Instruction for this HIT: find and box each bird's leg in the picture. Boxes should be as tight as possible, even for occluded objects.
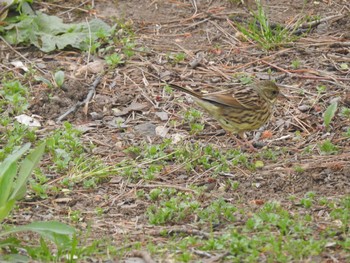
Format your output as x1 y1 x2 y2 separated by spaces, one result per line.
229 132 257 152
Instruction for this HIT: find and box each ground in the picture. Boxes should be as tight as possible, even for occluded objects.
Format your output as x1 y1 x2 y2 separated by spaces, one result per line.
1 0 350 262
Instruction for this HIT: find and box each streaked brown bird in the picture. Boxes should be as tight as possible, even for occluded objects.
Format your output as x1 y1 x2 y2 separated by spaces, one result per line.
167 80 281 140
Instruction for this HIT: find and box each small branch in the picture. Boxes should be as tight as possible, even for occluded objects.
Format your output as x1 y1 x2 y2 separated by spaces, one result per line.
149 227 211 239
128 183 196 193
298 14 344 29
56 75 102 122
128 251 156 263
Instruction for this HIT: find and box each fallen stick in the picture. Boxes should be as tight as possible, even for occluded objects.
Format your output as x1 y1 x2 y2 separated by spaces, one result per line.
56 75 102 122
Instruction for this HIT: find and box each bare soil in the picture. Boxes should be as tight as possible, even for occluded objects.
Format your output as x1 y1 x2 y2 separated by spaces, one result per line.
2 0 350 262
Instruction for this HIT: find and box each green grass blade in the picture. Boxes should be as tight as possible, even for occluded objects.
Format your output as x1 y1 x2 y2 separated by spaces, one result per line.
0 143 30 179
10 142 46 200
0 200 15 223
324 102 338 131
0 221 75 238
0 163 17 207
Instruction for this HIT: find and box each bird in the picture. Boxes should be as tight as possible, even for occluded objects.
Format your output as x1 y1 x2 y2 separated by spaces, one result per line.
167 80 282 142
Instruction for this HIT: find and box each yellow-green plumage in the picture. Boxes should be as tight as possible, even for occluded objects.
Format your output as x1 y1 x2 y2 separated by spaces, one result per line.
168 80 280 138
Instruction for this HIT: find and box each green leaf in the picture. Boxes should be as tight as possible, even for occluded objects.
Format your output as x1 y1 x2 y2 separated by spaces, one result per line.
10 142 46 200
323 102 338 131
34 76 52 88
54 70 65 87
0 200 15 223
0 163 17 207
0 143 31 179
340 63 349 70
3 12 112 52
0 221 75 238
255 160 264 169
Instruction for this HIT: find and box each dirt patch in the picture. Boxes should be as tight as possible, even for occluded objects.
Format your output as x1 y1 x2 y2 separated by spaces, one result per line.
2 0 350 261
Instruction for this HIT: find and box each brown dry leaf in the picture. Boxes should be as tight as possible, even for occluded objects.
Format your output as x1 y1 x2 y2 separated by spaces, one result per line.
209 48 222 55
261 130 273 139
249 199 265 205
75 60 106 76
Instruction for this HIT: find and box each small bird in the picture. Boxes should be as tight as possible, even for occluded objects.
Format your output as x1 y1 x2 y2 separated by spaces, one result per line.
167 80 282 140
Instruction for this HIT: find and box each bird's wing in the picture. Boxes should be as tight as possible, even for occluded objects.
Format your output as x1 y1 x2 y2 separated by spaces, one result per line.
202 86 262 109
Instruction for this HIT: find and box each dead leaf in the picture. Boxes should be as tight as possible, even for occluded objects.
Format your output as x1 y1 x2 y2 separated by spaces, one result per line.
249 199 265 205
15 114 41 127
75 60 106 76
261 130 273 139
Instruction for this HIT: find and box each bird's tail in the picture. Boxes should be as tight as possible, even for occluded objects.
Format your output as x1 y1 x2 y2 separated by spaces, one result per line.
166 83 202 99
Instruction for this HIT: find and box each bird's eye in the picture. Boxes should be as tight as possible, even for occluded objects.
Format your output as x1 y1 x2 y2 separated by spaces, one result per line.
272 90 278 95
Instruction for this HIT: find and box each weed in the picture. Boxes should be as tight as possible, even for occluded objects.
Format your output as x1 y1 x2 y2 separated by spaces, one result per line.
318 140 338 154
0 80 28 115
149 188 162 201
227 0 243 4
340 107 350 119
198 198 237 224
302 145 313 154
258 148 279 161
105 53 125 67
69 210 82 223
184 108 203 123
46 122 84 172
136 190 145 199
122 41 136 57
167 52 186 64
147 193 200 225
294 165 305 173
316 85 327 95
323 102 338 131
235 0 304 50
189 123 205 134
0 121 37 161
291 60 301 69
300 198 313 209
344 127 350 138
238 75 253 85
54 70 65 88
330 196 350 233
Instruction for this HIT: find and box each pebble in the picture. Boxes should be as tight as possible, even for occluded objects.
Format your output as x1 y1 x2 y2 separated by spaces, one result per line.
298 105 310 112
134 123 157 137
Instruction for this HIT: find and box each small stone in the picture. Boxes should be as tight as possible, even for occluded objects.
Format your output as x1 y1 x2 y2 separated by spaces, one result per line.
155 126 169 137
210 77 222 83
90 112 103 120
134 123 156 137
298 105 310 112
155 111 168 121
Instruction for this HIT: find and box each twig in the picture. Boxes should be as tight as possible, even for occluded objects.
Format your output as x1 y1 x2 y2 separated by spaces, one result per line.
260 60 350 82
128 183 196 193
149 227 211 239
189 0 198 16
129 251 156 263
297 13 345 29
203 252 230 263
56 75 102 122
0 36 47 75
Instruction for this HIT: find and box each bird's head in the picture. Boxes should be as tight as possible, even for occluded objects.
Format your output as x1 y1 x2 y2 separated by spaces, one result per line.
256 80 282 105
